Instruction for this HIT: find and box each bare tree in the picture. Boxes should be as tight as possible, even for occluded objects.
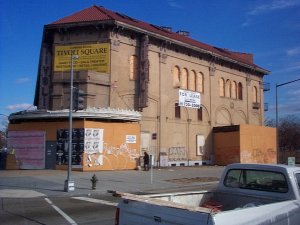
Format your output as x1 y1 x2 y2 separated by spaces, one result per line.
264 117 276 127
0 131 6 149
265 115 300 151
0 118 8 149
279 115 300 151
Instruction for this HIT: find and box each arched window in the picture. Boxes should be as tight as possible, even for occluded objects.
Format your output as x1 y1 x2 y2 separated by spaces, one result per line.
181 68 188 89
253 86 258 103
173 66 180 88
129 55 138 80
196 72 204 93
219 78 225 97
238 82 243 100
175 103 181 118
225 79 231 98
198 107 203 121
231 81 237 99
188 70 196 91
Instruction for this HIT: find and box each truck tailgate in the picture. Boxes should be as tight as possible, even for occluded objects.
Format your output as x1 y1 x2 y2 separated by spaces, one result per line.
116 193 214 225
213 200 300 225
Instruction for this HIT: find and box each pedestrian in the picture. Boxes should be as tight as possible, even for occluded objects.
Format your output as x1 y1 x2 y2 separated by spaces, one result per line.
143 152 150 171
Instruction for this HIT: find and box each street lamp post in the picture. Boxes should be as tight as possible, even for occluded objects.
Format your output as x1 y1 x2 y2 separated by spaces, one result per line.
64 54 79 192
275 78 300 164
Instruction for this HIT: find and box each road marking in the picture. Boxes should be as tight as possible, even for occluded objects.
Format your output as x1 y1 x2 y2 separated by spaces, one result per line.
72 197 118 206
45 198 78 225
0 189 45 198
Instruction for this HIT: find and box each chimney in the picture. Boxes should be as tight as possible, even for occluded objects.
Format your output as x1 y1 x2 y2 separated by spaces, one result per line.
160 26 173 32
176 30 190 37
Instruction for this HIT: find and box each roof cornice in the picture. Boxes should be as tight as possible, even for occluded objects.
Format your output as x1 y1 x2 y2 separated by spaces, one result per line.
114 21 269 75
43 5 269 75
9 108 142 122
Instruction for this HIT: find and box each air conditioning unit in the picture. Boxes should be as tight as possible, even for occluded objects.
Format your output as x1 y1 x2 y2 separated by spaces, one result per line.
252 102 260 109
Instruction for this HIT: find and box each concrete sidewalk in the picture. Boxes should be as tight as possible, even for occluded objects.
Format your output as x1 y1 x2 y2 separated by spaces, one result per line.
0 166 224 198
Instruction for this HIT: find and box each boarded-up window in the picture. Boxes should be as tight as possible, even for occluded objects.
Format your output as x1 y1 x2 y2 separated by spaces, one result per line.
196 72 204 93
181 68 188 89
231 81 237 99
189 70 196 91
198 107 203 121
175 103 181 118
219 78 225 97
129 55 138 80
238 82 243 100
253 86 258 103
225 79 231 98
196 135 205 156
173 66 180 87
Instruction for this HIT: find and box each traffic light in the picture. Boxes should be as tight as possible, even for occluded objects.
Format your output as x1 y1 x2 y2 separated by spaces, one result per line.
73 88 85 111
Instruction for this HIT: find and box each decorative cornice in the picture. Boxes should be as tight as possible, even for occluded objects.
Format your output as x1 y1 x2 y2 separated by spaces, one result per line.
9 107 141 122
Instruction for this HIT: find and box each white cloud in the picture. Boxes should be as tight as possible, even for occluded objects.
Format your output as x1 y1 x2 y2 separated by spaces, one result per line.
241 18 251 27
268 103 300 116
15 77 31 84
5 103 35 111
287 47 300 56
287 87 300 96
248 0 300 15
167 0 182 8
271 61 300 74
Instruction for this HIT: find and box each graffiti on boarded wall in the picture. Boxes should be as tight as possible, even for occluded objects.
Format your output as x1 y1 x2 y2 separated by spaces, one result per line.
85 142 139 169
168 147 187 161
241 148 276 164
57 128 139 169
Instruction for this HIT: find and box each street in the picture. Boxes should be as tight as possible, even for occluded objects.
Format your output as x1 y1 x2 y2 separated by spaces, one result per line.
1 194 117 225
0 166 224 225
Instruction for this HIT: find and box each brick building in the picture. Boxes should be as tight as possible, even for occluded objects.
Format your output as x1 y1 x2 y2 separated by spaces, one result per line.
9 5 273 169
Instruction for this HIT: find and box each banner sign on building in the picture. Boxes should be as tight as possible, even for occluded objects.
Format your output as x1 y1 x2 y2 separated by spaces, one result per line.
54 43 110 73
178 89 201 109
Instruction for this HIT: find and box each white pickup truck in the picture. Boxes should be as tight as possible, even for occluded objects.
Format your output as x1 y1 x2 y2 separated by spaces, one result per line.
113 163 300 225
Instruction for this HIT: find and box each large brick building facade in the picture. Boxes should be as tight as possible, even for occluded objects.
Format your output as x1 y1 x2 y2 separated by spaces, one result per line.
31 5 269 167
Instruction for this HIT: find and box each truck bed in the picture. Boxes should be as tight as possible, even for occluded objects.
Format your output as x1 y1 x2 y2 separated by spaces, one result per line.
135 189 281 211
115 191 300 225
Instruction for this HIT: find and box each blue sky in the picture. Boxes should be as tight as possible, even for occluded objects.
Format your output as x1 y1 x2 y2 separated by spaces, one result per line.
0 0 300 130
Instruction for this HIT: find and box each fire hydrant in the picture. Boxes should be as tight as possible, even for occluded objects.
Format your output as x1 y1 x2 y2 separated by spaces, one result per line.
91 174 98 190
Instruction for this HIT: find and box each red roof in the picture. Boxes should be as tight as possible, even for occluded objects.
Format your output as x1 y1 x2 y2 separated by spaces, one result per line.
50 5 267 73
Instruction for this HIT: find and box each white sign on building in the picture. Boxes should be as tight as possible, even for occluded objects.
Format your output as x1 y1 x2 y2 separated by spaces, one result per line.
178 89 201 109
126 135 137 143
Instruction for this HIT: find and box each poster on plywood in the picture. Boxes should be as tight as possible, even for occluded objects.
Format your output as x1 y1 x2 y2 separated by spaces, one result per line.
84 128 104 154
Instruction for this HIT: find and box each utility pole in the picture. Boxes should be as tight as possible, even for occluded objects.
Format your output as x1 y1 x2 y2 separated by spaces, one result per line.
64 54 79 192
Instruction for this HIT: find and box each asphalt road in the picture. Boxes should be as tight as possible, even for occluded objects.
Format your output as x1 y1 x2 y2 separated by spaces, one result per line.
0 166 224 224
0 183 220 225
1 194 118 225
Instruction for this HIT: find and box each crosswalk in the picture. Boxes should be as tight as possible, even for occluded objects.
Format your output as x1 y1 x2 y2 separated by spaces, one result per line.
72 196 118 206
